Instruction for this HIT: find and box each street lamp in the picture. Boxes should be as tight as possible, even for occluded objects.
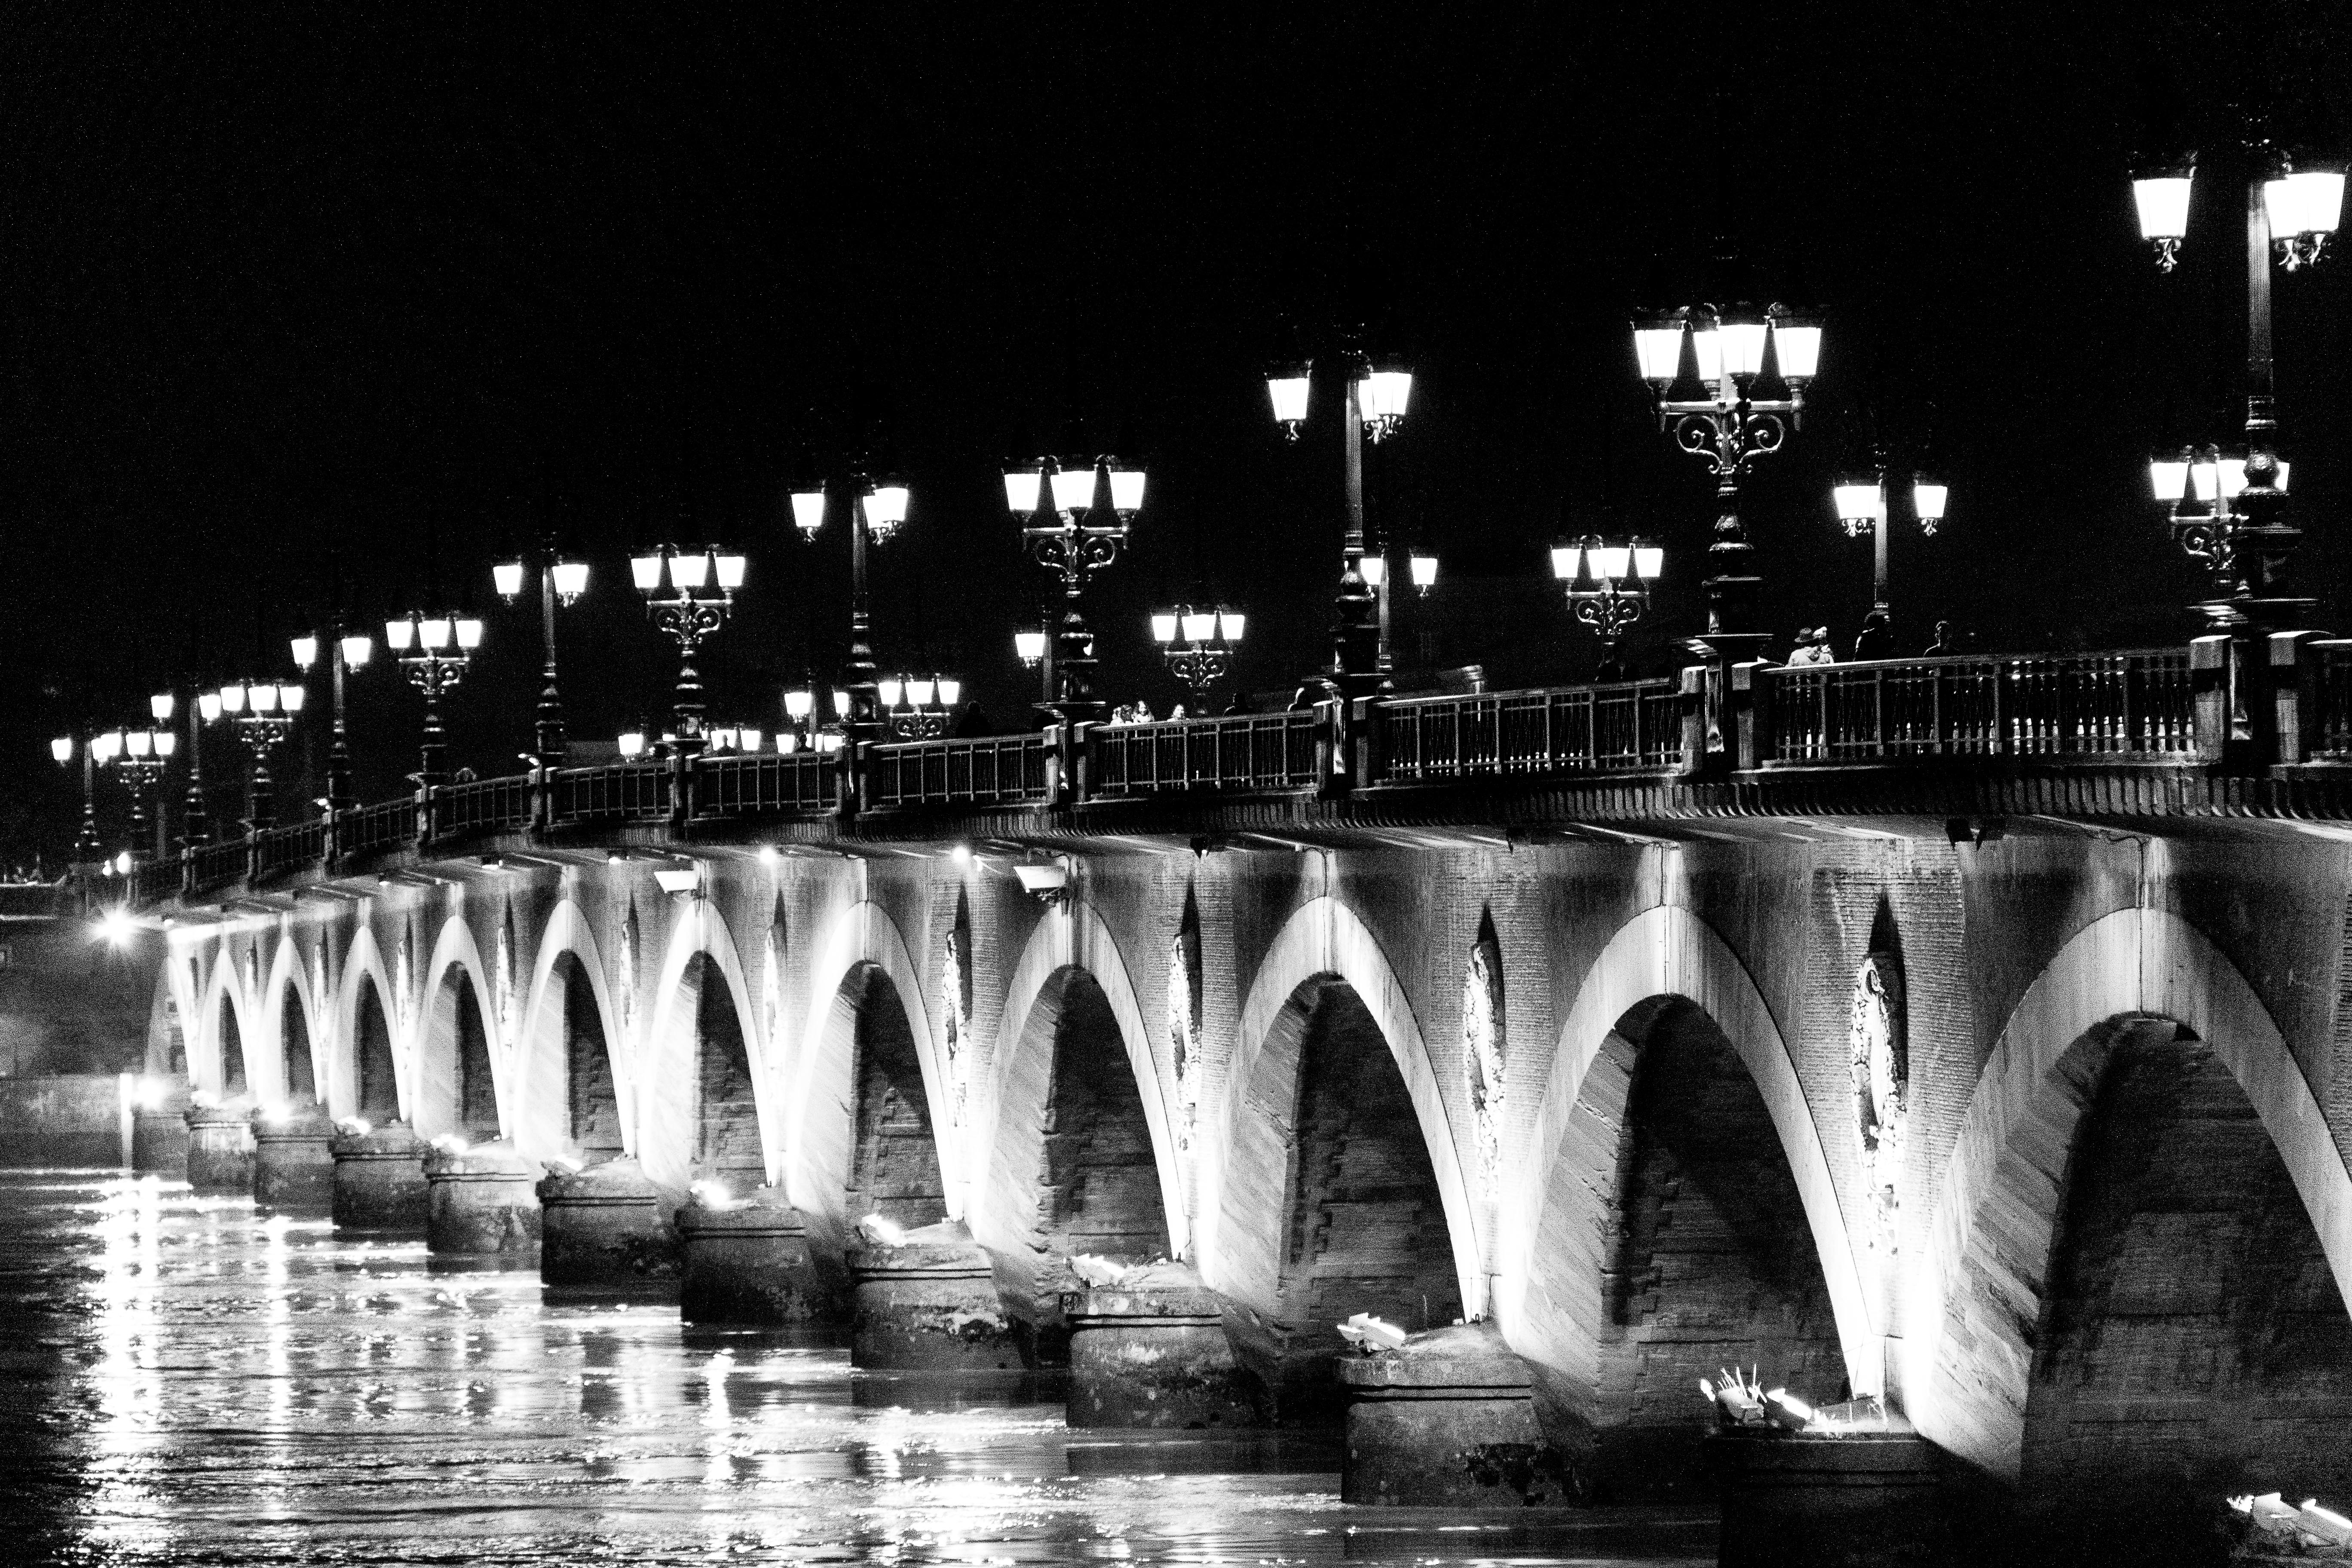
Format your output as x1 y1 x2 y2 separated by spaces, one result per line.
291 627 374 812
52 733 100 863
383 608 482 788
211 677 305 828
1266 348 1413 698
629 544 744 758
1552 538 1663 677
1007 454 1144 725
876 673 961 740
1830 465 1949 618
795 474 908 742
1632 301 1820 666
101 723 177 861
1150 605 1245 699
2129 141 2341 759
494 539 590 767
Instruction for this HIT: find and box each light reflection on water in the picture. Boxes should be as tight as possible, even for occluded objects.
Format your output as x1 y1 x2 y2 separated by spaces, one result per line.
0 1171 1712 1566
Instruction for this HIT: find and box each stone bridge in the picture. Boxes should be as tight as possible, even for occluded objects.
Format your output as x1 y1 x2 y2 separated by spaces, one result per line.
110 645 2352 1510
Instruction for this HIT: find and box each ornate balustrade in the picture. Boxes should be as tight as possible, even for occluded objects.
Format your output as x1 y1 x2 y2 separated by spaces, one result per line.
1088 710 1322 796
104 640 2352 910
1374 679 1683 784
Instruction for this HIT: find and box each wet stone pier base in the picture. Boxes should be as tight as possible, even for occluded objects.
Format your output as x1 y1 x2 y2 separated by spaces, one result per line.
536 1158 677 1295
1704 1432 1944 1568
132 1089 190 1176
1063 1265 1262 1428
251 1106 336 1214
1338 1322 1579 1507
422 1139 542 1258
183 1103 255 1196
678 1186 827 1323
846 1221 1020 1370
329 1122 429 1231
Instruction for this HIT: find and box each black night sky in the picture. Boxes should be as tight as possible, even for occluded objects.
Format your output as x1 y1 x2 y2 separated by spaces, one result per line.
5 6 2350 865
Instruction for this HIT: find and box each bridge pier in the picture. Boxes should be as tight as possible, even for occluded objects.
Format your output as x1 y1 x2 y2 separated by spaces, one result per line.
1062 1264 1262 1427
422 1139 542 1258
251 1105 335 1214
846 1222 1020 1370
678 1185 829 1323
1337 1323 1578 1508
329 1121 429 1231
132 1085 190 1176
536 1158 678 1295
1703 1431 1945 1568
183 1102 255 1197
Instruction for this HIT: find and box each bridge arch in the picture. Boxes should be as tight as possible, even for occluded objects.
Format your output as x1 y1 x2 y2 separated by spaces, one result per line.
1904 907 2352 1484
786 899 947 1250
330 923 401 1122
1197 893 1478 1407
145 953 195 1081
972 901 1182 1334
1502 903 1878 1409
414 914 501 1143
640 898 769 1193
197 943 259 1102
260 933 323 1111
509 900 627 1168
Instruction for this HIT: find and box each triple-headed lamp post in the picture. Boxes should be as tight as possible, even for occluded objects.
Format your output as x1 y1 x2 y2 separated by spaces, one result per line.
1551 538 1664 676
794 475 909 742
2132 144 2342 760
99 721 177 861
1632 303 1821 668
51 733 101 863
383 608 482 788
290 627 374 812
495 541 590 767
1005 455 1144 725
629 543 745 758
211 676 306 828
1267 351 1412 698
1150 605 1245 700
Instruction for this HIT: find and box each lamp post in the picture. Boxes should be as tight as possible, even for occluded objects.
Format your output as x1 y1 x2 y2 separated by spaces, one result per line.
876 674 961 740
1005 455 1144 726
793 475 907 742
628 543 744 758
291 627 374 812
494 538 590 767
1632 302 1821 664
1551 538 1664 678
1360 548 1438 672
383 608 481 788
1150 605 1245 700
1267 349 1412 698
212 677 305 829
1831 463 1948 618
51 733 100 864
101 723 177 861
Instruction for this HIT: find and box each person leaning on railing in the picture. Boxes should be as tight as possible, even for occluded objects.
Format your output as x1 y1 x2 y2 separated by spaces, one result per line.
1787 627 1835 666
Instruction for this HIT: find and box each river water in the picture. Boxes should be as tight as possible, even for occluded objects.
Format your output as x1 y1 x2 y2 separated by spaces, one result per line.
0 1170 1712 1566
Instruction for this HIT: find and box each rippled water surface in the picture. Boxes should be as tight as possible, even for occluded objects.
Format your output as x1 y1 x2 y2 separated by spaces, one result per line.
0 1170 1712 1565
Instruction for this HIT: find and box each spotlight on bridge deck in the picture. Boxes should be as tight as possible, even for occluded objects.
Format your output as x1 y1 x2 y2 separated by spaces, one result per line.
756 846 779 866
858 1213 907 1247
1014 861 1069 905
690 1179 734 1210
951 843 972 865
338 1117 371 1136
654 864 702 897
92 908 137 946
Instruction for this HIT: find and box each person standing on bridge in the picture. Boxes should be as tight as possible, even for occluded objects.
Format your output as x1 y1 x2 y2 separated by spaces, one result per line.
1852 610 1895 662
1788 627 1835 666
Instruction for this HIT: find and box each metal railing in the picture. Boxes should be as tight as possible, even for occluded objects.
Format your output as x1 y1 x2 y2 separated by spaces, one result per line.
548 764 670 826
867 735 1051 809
341 798 419 858
1765 650 2197 765
432 775 533 839
253 820 327 882
129 858 182 905
187 839 247 893
695 753 835 818
2309 641 2352 762
1089 710 1321 796
1375 679 1684 783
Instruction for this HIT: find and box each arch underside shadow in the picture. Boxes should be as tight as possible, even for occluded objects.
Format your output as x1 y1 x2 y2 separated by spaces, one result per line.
1909 909 2352 1488
1521 995 1847 1491
1219 974 1464 1417
978 965 1173 1348
790 962 948 1264
417 963 498 1142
